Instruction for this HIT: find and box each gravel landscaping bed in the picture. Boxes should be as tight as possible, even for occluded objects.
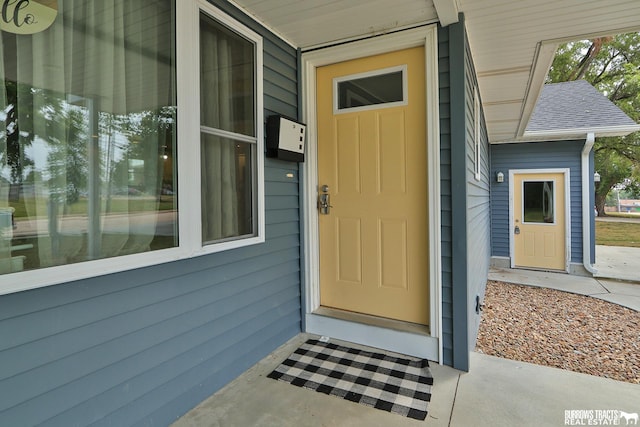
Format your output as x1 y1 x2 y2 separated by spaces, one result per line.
476 281 640 384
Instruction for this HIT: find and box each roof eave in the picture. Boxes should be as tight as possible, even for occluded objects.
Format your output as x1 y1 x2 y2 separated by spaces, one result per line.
433 0 459 27
522 125 640 141
513 42 560 140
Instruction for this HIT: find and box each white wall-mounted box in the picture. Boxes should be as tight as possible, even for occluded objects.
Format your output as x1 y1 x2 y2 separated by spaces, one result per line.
266 115 306 162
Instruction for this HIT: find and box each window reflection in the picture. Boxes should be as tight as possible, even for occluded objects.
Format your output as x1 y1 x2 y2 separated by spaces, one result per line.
523 181 554 223
337 69 404 110
0 0 177 275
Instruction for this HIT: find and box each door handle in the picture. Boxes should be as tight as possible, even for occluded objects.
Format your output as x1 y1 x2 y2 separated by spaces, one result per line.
318 185 333 215
514 225 520 235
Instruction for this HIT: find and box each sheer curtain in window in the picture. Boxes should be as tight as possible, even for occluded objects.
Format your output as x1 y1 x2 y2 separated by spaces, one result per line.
0 0 176 274
199 13 255 243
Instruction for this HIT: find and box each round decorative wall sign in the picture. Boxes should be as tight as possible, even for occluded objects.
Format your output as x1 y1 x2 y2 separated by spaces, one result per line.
0 0 58 35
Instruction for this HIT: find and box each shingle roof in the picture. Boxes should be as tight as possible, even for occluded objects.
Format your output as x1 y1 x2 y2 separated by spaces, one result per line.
525 80 640 137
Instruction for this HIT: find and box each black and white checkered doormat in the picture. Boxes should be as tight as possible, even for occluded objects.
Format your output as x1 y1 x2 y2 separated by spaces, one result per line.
267 339 433 420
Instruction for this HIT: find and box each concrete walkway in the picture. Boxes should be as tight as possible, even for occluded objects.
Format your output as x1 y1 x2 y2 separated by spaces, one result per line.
488 267 640 311
173 333 640 427
596 215 640 223
595 245 640 283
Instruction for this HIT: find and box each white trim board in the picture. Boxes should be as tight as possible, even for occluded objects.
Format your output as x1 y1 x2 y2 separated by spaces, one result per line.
300 26 442 363
508 168 572 272
523 124 640 139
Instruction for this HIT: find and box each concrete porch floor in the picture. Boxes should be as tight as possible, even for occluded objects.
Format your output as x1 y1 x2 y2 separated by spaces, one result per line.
172 333 640 427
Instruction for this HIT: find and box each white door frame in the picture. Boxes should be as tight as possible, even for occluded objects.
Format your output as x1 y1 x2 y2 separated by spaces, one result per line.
300 26 442 362
508 168 571 272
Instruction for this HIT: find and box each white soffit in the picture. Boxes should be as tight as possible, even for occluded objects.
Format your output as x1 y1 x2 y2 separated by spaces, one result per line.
229 0 439 49
460 0 640 143
231 0 640 143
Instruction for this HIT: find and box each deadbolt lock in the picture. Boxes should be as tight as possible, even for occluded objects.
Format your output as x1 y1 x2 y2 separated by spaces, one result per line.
318 184 332 215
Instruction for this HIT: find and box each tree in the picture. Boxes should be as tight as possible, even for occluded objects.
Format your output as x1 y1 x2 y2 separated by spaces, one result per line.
625 179 640 199
2 81 36 187
46 106 88 205
547 33 640 216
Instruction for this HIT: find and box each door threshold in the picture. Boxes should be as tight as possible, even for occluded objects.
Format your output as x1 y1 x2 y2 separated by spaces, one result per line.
305 309 438 360
314 307 430 336
513 266 568 274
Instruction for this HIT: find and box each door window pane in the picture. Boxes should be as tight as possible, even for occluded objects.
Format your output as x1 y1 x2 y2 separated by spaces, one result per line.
0 1 177 275
523 181 555 223
336 67 405 110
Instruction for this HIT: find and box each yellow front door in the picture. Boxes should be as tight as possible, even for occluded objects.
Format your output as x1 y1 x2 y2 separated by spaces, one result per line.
317 47 429 325
513 172 566 271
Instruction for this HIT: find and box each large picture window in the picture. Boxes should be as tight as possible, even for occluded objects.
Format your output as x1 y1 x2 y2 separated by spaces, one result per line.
0 1 177 277
0 0 265 291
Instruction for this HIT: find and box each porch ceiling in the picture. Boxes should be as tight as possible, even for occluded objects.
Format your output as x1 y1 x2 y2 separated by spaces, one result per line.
230 0 640 143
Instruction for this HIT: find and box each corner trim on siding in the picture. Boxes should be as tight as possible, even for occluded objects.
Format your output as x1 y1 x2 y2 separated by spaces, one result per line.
300 26 442 362
448 15 470 372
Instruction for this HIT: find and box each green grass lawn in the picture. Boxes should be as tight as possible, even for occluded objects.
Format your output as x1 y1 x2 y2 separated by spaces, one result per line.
596 220 640 247
10 196 175 218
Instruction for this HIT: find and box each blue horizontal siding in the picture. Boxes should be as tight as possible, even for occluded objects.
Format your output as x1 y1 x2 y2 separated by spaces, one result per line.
463 34 490 358
490 140 585 263
0 1 302 425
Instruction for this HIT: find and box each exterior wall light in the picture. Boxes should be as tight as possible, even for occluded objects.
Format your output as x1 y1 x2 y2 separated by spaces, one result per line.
594 172 601 183
496 171 504 183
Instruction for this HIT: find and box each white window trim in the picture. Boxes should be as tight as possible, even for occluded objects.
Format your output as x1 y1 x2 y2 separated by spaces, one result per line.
474 86 481 181
185 0 265 255
333 65 408 114
0 0 265 295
